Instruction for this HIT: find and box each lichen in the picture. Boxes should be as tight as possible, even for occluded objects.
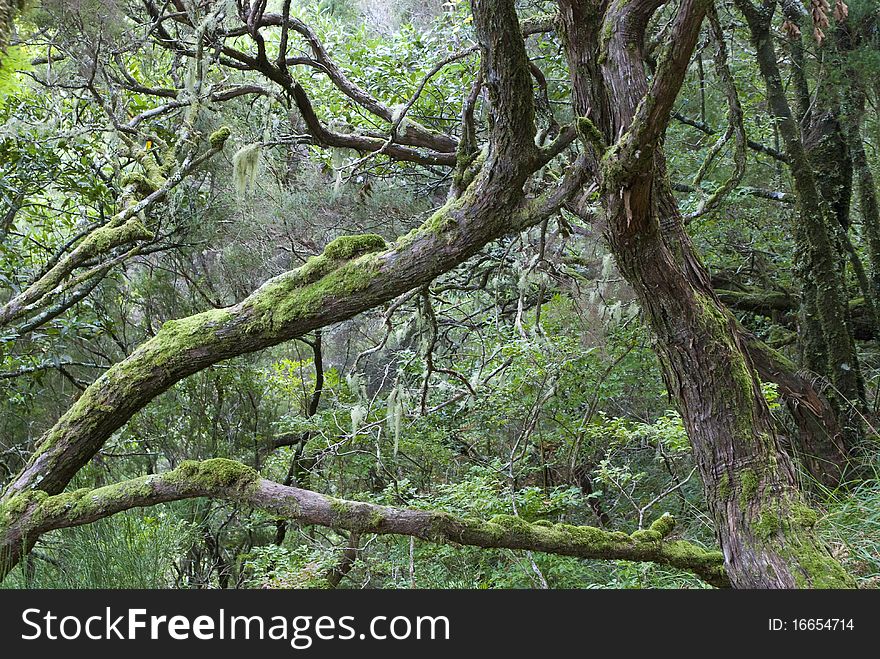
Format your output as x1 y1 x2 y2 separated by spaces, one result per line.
232 143 262 195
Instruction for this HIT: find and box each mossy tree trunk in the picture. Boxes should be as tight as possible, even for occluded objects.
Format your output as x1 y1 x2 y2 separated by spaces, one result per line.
842 61 880 312
739 0 866 451
558 0 854 587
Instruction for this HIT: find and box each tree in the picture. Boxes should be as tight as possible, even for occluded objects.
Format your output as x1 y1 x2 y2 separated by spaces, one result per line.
0 0 866 588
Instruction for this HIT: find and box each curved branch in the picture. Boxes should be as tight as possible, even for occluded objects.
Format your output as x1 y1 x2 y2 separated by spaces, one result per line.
0 459 728 587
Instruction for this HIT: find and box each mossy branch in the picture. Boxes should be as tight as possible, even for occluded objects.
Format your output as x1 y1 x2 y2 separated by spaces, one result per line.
0 129 231 329
0 459 728 587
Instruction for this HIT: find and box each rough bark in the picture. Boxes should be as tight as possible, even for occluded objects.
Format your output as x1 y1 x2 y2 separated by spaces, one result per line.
557 0 854 587
0 0 856 589
742 334 851 486
846 80 880 305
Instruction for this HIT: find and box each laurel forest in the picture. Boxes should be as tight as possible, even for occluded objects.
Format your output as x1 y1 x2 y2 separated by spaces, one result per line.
0 0 879 589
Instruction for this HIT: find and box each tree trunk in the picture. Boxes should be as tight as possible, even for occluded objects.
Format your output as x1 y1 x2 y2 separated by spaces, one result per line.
740 1 865 446
558 0 854 587
846 80 880 306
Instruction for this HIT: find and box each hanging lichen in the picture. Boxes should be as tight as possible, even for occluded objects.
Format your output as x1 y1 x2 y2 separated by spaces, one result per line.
386 381 408 457
232 143 262 196
350 404 367 436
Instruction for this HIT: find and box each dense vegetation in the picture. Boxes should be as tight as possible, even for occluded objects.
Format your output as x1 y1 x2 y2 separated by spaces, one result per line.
0 0 878 589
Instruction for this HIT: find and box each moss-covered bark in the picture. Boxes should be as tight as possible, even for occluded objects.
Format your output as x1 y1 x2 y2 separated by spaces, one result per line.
555 0 856 587
846 82 880 305
0 460 728 587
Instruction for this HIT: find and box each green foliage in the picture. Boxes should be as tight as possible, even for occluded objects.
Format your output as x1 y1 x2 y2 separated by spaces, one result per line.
0 44 28 106
1 510 194 588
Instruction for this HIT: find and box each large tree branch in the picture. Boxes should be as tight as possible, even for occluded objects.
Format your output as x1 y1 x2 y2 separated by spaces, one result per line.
0 459 728 587
0 0 579 505
472 0 540 169
603 0 711 183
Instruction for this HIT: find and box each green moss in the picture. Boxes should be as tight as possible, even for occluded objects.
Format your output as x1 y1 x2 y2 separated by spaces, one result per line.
209 126 231 149
739 468 759 507
30 307 231 463
754 510 780 540
120 171 160 197
661 540 727 582
576 116 608 153
328 498 359 524
748 494 852 587
718 473 731 501
247 252 382 332
397 193 468 249
792 544 855 589
240 233 391 332
84 219 154 258
426 511 456 543
323 234 387 260
329 498 350 514
369 509 385 528
488 514 534 539
791 503 818 528
648 513 676 537
165 458 259 493
158 308 231 339
0 490 47 529
35 488 91 520
631 529 662 543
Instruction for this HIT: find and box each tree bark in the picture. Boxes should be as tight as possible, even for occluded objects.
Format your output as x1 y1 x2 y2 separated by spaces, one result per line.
0 0 856 589
558 0 854 587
